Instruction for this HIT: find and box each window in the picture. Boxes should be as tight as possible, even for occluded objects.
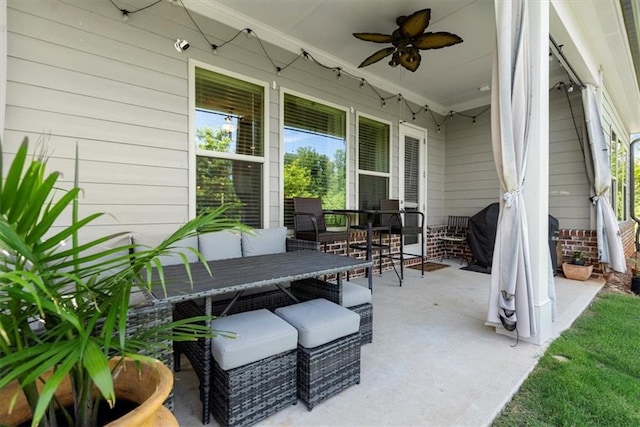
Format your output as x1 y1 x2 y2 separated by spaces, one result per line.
283 93 347 228
193 66 265 227
610 130 629 221
357 115 390 213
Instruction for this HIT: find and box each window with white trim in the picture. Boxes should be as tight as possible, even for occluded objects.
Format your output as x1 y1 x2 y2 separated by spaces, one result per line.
283 93 347 228
610 130 629 221
357 115 390 211
194 66 265 227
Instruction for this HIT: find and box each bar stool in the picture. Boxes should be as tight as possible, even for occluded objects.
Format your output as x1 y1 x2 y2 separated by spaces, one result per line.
209 309 298 427
275 298 361 410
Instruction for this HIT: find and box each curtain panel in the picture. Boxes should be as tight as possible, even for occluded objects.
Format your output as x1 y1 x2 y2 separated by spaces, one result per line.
582 85 626 273
486 0 537 338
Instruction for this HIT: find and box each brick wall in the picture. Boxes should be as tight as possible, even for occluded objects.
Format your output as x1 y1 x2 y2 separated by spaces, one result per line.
321 220 636 277
426 225 470 262
557 220 636 274
320 230 402 279
620 220 636 257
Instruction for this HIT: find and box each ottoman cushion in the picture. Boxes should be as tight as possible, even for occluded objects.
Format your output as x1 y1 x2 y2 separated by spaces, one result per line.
210 309 298 370
275 298 360 348
340 281 372 307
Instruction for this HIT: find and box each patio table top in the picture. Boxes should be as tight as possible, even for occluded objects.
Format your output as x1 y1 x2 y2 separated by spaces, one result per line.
149 250 372 303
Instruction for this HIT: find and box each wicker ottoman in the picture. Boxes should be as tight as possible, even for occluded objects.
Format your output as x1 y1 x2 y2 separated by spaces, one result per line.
341 281 373 345
275 298 361 410
290 278 373 345
209 309 298 427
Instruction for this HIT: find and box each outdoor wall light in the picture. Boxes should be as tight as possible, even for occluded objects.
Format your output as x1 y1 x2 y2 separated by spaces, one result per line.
175 39 190 52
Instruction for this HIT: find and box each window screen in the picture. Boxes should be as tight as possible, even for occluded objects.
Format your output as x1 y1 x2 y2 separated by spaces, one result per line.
358 116 390 212
283 93 347 228
194 67 264 227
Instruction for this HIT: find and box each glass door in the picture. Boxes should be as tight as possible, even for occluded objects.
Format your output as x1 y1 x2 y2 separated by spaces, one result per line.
399 123 427 251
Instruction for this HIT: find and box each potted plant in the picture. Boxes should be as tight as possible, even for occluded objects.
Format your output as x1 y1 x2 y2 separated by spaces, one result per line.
0 139 241 426
571 251 586 266
562 251 593 281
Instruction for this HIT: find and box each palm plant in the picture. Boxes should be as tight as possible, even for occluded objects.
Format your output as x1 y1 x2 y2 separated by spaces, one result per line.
0 139 243 426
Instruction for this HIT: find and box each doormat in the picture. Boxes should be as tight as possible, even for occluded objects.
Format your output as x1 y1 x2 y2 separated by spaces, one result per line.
460 264 491 274
408 262 449 272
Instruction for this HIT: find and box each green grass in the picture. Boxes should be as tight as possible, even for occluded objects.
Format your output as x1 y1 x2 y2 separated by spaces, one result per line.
493 293 640 426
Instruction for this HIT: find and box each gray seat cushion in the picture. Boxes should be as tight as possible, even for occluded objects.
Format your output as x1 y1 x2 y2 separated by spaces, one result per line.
340 281 372 307
210 309 298 370
199 230 242 261
275 298 360 348
132 234 199 266
241 227 287 257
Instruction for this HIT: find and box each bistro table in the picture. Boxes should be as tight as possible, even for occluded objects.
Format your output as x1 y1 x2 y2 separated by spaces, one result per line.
331 208 409 290
149 250 371 424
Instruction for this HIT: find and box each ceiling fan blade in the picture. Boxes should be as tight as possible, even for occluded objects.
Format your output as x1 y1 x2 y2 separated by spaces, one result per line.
399 50 421 72
413 32 463 49
399 9 431 38
353 33 394 43
358 47 396 68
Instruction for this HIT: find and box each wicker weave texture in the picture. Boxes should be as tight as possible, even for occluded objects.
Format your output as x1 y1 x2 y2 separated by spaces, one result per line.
297 332 361 410
173 290 297 423
286 238 321 252
350 303 373 345
210 350 297 427
290 278 342 305
290 279 372 345
125 301 175 410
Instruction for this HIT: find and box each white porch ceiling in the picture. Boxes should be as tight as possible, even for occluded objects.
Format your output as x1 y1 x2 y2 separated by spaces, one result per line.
183 0 640 129
185 0 496 114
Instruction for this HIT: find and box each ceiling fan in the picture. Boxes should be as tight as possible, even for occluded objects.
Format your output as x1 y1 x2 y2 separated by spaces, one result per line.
353 9 463 72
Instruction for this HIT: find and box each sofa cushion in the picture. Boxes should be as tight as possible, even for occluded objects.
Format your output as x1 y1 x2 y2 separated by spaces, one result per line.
241 227 287 257
275 298 360 348
210 309 298 370
199 230 242 261
132 234 199 266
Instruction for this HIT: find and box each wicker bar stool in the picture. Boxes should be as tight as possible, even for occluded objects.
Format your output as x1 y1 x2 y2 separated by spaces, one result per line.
275 298 361 410
209 309 298 427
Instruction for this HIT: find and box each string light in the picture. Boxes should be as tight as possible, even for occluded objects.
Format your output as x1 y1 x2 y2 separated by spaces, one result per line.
106 0 492 128
110 0 163 21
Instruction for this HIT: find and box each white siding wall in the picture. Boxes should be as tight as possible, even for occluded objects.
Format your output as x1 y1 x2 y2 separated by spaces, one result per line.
4 0 444 236
443 89 591 230
444 107 497 220
548 87 590 229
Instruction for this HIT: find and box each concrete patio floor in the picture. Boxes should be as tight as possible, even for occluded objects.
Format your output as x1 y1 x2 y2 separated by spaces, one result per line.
173 259 604 426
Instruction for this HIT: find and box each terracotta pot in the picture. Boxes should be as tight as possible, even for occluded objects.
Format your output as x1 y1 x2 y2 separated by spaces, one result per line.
562 262 593 281
0 357 177 427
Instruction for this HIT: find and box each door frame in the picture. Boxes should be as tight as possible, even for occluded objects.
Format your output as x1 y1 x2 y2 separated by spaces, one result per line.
398 122 427 252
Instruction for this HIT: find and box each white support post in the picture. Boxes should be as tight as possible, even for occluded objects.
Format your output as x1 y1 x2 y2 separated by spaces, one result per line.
523 0 553 345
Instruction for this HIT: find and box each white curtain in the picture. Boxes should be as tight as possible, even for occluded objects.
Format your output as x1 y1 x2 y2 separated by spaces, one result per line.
0 0 7 140
486 0 537 337
582 85 626 273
